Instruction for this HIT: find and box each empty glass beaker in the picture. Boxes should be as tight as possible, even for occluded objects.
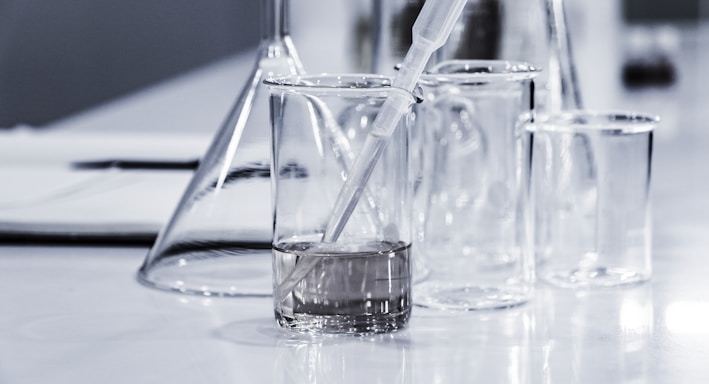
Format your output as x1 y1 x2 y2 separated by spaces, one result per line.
137 0 304 297
266 74 417 334
529 111 656 288
412 60 538 310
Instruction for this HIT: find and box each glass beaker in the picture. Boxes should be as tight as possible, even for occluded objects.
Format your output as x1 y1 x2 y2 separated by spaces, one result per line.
137 0 304 297
265 74 417 334
529 111 656 288
412 60 538 310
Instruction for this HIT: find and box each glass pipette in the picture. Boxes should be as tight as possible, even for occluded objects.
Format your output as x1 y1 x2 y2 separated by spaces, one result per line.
275 0 469 303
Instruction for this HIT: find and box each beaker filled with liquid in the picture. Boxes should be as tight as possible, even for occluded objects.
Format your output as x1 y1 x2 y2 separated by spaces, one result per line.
266 74 418 334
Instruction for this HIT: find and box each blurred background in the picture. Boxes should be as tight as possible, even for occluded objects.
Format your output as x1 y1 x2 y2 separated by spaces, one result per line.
0 0 705 128
0 0 260 127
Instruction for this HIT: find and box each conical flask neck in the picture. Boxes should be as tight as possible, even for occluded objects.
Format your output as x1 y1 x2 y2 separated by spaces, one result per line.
257 0 303 72
261 0 291 42
255 37 299 67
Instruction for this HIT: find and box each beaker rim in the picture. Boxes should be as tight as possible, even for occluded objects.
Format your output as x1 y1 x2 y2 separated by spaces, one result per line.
265 73 391 87
530 110 660 134
264 73 422 102
420 60 541 84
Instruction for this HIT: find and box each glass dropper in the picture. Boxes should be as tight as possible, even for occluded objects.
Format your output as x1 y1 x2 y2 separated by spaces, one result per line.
274 0 469 303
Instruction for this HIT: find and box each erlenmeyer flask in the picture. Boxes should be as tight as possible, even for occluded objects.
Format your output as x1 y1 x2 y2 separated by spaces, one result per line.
137 0 304 297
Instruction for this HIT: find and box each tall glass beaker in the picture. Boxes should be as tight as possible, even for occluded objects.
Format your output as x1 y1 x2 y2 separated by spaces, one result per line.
137 0 304 297
266 74 417 334
413 60 538 310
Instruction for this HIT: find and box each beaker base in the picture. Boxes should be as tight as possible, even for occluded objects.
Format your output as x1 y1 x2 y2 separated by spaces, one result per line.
274 310 410 335
414 283 530 311
539 266 650 289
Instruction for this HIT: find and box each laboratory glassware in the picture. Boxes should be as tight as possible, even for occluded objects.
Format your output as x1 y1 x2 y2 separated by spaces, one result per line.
271 0 467 305
267 74 417 334
529 111 656 288
414 60 538 310
137 0 304 296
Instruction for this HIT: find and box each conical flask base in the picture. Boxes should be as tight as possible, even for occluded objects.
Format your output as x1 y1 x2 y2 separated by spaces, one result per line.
136 153 276 296
135 80 279 296
137 244 272 297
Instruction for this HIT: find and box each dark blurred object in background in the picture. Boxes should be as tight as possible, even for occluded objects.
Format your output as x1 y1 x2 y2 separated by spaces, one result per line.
0 0 259 127
621 26 679 89
624 0 700 23
621 0 698 89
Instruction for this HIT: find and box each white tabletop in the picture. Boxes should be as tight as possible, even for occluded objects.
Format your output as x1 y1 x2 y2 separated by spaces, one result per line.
0 219 707 383
2 15 709 384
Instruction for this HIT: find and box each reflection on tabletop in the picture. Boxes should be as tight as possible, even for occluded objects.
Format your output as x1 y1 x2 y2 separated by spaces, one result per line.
4 243 707 383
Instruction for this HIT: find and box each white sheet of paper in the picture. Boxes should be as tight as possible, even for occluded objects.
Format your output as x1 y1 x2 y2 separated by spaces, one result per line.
0 129 211 241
